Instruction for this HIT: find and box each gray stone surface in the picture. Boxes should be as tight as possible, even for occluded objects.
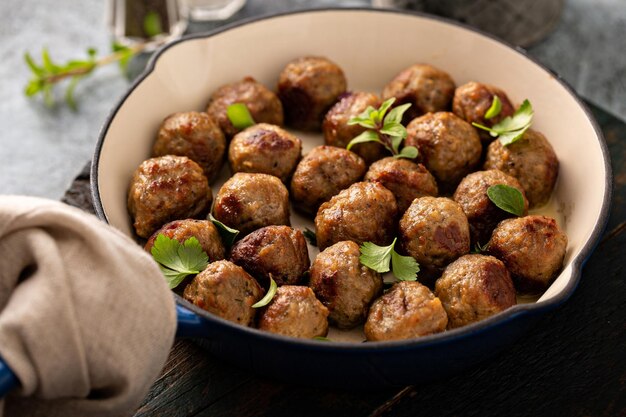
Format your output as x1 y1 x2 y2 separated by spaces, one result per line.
0 0 623 199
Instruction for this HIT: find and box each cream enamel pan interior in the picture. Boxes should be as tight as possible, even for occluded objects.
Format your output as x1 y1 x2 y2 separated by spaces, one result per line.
93 9 611 337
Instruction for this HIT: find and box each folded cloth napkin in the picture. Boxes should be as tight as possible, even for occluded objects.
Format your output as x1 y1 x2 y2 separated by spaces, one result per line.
0 196 176 417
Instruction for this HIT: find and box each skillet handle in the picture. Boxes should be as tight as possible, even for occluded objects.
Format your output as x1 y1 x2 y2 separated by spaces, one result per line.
0 356 19 397
176 303 213 338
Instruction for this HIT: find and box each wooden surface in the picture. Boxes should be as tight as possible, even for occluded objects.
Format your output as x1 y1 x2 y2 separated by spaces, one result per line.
63 102 625 417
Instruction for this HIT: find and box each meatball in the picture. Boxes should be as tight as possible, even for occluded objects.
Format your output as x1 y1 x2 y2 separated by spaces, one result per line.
290 145 366 214
452 81 515 143
487 215 567 294
435 254 516 328
365 157 439 214
183 260 263 326
206 76 283 139
315 182 397 250
399 197 470 279
145 219 225 262
277 56 347 131
257 286 329 338
406 112 482 192
228 123 302 182
453 169 529 245
213 173 290 236
484 129 559 208
229 226 310 288
309 241 383 329
382 63 455 123
364 281 448 341
128 155 212 238
152 111 226 182
322 92 387 164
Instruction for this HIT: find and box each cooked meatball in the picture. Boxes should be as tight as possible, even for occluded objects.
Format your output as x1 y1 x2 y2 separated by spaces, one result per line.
365 157 438 214
453 169 529 245
364 281 448 341
277 56 347 131
406 112 482 192
144 219 225 262
434 254 516 329
484 129 558 208
152 111 226 182
290 145 366 214
399 197 470 279
322 92 387 164
382 63 456 123
183 260 263 326
229 226 310 288
228 123 302 182
257 286 329 338
213 173 290 236
487 215 567 294
128 155 212 238
206 76 283 139
315 182 397 250
309 241 383 329
452 81 515 143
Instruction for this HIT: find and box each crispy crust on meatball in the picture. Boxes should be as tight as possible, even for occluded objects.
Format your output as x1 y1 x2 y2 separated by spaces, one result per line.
434 254 516 329
309 241 383 329
364 281 448 341
145 219 225 262
257 286 329 338
128 155 212 238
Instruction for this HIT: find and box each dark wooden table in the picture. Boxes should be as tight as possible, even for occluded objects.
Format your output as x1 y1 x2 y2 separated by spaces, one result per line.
63 102 625 417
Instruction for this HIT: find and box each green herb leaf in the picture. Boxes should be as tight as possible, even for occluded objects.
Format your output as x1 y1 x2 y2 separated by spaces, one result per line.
384 102 411 125
150 234 209 289
380 121 406 138
393 146 418 160
303 228 317 246
376 98 395 123
359 239 396 273
391 250 419 281
208 213 239 247
487 184 525 216
41 48 58 73
472 241 488 254
473 99 533 146
484 95 502 119
143 11 163 37
313 336 331 342
252 276 278 308
24 52 44 76
227 103 255 130
65 76 82 111
346 130 380 150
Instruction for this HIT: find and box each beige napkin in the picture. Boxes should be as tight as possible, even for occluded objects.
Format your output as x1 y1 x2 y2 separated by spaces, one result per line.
0 196 177 417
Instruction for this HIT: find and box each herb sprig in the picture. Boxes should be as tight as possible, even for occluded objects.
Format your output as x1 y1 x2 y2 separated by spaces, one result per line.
227 103 255 130
473 99 534 146
347 98 418 159
252 276 278 308
487 184 525 216
150 234 209 289
208 213 239 248
359 238 419 281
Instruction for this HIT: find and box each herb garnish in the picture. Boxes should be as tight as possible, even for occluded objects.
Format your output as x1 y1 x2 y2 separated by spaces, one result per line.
347 98 418 159
313 336 331 342
208 213 239 248
473 99 534 146
487 184 525 216
150 234 209 289
359 238 419 281
252 276 278 308
303 228 317 246
484 95 502 120
471 241 488 254
226 103 255 130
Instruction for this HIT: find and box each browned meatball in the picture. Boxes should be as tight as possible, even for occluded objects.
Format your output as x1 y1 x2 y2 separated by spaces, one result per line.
365 157 439 214
183 260 263 326
434 254 516 329
213 173 290 236
128 155 212 238
364 281 448 341
452 81 515 144
487 215 567 294
382 64 456 123
257 286 329 338
229 226 310 288
152 111 226 182
322 92 387 164
145 219 225 262
309 241 383 329
399 197 470 279
453 169 529 245
484 129 559 208
290 145 366 214
277 56 347 131
206 76 283 139
406 112 482 192
228 123 302 182
315 182 397 250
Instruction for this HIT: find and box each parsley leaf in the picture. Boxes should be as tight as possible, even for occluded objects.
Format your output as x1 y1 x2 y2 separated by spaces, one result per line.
151 234 209 289
390 250 419 281
227 103 255 130
487 184 525 216
303 228 317 246
359 238 420 281
473 99 534 146
484 95 502 119
208 213 239 248
252 275 278 308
